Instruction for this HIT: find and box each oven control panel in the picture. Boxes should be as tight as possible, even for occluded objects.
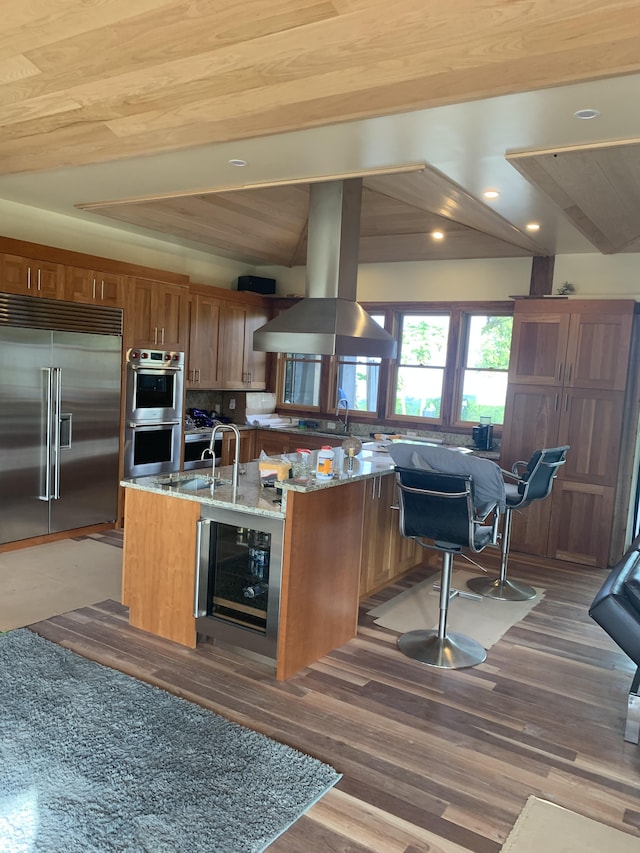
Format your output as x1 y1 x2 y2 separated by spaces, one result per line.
126 348 184 367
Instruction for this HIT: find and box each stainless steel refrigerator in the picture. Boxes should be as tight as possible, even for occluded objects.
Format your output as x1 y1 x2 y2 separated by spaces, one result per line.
0 294 122 545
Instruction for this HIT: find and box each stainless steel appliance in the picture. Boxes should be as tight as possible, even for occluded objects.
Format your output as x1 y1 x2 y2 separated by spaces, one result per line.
124 347 184 477
195 506 284 660
125 347 184 422
0 293 122 546
184 432 222 470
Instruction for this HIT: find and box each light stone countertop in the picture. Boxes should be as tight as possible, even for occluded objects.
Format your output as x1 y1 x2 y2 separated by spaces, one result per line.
121 451 395 519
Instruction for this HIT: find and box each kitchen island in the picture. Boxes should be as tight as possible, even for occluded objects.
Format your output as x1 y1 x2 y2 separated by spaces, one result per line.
121 450 414 680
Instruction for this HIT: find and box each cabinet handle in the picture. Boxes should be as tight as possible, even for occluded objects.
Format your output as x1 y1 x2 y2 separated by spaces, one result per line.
378 477 382 499
564 394 569 412
371 478 376 500
195 369 200 383
37 269 42 291
27 267 32 290
557 363 563 382
92 278 96 299
153 327 158 345
160 327 165 345
567 363 572 382
100 280 105 300
554 393 559 411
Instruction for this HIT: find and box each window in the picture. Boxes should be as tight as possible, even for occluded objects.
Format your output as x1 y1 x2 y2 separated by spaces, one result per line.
335 314 385 415
458 315 513 425
394 314 450 420
282 353 322 408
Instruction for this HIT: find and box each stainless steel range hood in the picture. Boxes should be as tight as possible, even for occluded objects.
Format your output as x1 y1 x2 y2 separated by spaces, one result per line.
253 178 397 358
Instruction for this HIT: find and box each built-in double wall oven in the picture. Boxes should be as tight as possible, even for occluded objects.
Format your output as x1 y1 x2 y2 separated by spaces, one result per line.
124 347 184 478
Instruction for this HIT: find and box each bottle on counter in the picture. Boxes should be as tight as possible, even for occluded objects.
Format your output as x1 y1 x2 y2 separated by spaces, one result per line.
316 445 335 480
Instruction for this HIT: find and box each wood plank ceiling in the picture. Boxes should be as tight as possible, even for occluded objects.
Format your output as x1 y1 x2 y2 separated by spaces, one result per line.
3 2 640 263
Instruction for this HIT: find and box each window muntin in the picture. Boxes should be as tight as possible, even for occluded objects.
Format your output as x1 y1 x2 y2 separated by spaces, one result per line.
458 315 513 425
394 314 450 420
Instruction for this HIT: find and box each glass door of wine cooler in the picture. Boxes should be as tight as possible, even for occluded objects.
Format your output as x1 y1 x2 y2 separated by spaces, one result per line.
194 506 284 659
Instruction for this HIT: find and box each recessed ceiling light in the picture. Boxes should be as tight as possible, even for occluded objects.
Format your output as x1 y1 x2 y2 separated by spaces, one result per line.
526 222 541 232
574 108 600 120
431 230 444 240
228 158 248 167
483 189 500 199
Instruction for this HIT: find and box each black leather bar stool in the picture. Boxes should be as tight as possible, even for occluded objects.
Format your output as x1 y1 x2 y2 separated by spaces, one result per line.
467 446 569 601
394 466 500 669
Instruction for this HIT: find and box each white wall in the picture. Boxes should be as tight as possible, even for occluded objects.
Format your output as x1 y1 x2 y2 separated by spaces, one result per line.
2 197 639 299
0 199 253 288
259 253 640 301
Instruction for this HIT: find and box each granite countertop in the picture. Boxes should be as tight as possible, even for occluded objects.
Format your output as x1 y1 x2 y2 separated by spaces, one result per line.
121 451 395 518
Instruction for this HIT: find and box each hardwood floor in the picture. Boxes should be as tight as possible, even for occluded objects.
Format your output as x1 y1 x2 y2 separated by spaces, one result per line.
28 547 640 852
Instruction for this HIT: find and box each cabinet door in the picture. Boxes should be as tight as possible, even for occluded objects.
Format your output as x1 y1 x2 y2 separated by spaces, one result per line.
244 305 269 389
254 430 291 457
220 431 256 466
2 254 63 299
564 311 633 391
508 312 570 385
219 303 248 388
499 384 561 471
359 474 419 597
558 388 625 486
547 481 615 567
127 278 188 349
187 294 221 388
65 267 124 306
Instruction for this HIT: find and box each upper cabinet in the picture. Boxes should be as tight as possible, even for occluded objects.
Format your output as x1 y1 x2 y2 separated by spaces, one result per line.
186 290 222 388
64 266 125 307
218 301 269 390
1 253 63 299
508 301 634 391
126 277 189 350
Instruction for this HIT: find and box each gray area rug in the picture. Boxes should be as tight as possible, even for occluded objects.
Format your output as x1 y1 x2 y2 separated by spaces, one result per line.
0 629 341 852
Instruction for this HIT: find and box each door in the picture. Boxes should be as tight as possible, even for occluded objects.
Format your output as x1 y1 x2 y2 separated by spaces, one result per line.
0 328 51 544
49 332 122 533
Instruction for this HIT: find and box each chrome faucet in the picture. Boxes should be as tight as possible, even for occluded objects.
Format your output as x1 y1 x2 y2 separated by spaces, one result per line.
201 423 241 494
336 397 349 432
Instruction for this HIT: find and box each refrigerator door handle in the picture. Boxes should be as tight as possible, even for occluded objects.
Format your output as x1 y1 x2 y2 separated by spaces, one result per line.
59 413 73 450
51 367 62 500
40 367 54 501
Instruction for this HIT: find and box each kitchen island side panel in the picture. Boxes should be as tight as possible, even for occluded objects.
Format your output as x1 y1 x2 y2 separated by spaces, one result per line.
277 479 365 681
122 488 200 648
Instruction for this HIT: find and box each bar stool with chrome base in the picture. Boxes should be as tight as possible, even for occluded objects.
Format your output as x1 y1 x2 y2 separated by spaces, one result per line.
467 446 569 601
394 466 501 669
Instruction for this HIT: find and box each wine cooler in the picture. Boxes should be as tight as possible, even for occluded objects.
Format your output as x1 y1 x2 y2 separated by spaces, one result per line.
194 505 284 660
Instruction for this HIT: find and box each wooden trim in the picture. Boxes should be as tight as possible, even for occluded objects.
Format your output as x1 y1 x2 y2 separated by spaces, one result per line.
0 523 116 554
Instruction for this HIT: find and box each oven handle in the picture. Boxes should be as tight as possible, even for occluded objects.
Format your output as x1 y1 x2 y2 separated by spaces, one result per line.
128 364 182 373
127 420 181 428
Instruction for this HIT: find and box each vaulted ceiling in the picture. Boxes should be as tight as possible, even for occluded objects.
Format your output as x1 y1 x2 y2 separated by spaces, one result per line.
2 2 640 266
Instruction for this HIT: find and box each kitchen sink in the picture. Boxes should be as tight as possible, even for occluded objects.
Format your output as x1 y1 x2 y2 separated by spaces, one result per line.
154 474 233 491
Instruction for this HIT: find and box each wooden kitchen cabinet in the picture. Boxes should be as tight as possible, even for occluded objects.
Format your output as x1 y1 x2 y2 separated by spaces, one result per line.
218 301 269 389
220 430 255 466
1 253 63 299
126 276 189 349
501 299 636 567
253 429 344 458
186 291 222 388
359 472 421 597
64 266 124 307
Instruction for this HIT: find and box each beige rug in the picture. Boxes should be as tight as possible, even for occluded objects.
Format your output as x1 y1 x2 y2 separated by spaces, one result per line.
0 538 122 631
368 567 544 648
501 796 639 852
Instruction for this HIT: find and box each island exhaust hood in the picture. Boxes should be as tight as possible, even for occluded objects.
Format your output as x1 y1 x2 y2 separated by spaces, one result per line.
253 178 397 359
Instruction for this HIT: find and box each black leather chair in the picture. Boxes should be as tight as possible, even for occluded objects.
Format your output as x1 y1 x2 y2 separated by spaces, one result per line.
394 466 500 669
589 537 640 744
467 446 569 601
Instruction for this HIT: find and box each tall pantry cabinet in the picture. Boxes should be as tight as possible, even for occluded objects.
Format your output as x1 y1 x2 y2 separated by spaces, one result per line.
500 299 637 568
